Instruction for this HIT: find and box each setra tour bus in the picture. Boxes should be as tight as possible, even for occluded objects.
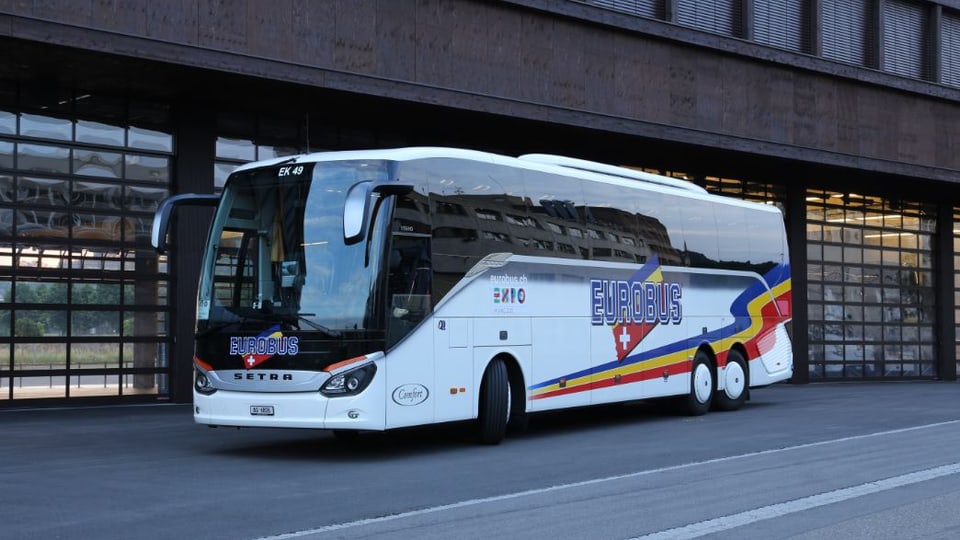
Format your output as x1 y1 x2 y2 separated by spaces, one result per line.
152 147 793 444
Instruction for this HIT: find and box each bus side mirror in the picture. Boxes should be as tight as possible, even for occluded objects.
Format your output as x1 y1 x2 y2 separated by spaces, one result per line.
344 182 415 246
344 182 372 245
151 193 220 254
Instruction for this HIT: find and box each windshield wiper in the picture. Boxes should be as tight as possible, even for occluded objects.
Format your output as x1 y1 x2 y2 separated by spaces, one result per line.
197 307 252 337
280 312 343 338
197 320 245 338
201 306 342 339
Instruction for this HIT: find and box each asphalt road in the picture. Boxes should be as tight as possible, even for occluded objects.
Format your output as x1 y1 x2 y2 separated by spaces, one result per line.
3 381 959 540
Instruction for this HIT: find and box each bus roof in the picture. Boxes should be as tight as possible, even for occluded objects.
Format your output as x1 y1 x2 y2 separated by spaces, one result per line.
232 147 782 215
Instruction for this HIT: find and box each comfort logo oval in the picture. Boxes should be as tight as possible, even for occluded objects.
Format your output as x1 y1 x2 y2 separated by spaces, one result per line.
391 384 429 406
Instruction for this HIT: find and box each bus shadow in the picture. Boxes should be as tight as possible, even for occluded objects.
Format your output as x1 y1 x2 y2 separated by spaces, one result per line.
203 422 490 461
206 381 793 460
202 398 711 461
520 399 680 437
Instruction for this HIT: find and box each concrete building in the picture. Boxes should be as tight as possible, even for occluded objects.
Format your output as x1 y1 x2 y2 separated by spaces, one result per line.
0 0 957 406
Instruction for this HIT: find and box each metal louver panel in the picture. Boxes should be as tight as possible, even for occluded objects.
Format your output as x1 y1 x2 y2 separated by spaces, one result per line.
677 0 741 37
585 0 660 19
822 0 873 66
943 11 960 87
884 0 926 79
754 0 805 53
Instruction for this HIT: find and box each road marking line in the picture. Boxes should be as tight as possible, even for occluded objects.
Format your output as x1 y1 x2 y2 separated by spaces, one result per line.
631 462 960 540
253 419 960 540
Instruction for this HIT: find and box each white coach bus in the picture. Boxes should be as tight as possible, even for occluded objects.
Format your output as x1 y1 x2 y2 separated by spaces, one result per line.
153 147 793 444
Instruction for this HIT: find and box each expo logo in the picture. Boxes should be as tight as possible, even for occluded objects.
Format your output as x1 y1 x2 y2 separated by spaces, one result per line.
493 287 526 304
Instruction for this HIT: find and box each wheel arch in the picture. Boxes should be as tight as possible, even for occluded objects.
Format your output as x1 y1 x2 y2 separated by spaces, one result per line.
696 341 718 371
499 353 527 409
476 351 528 437
475 350 527 411
729 341 750 365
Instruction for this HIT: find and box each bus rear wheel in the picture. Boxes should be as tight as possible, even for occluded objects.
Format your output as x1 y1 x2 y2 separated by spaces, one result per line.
477 358 508 445
714 349 748 411
682 350 714 416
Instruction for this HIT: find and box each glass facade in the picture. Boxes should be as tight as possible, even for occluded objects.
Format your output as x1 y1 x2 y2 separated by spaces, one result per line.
806 190 937 380
702 175 787 210
696 177 942 381
0 73 954 406
0 84 172 401
214 112 305 191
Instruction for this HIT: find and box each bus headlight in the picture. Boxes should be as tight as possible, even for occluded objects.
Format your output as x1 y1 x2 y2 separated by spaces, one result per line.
321 363 376 397
194 370 217 395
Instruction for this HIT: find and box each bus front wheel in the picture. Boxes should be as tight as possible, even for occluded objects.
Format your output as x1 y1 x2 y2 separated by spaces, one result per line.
506 371 529 435
477 358 508 445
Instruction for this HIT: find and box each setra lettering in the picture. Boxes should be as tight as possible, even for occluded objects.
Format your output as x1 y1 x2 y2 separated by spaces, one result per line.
233 373 294 381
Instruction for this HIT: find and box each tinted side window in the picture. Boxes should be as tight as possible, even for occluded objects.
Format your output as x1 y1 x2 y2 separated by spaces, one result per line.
715 203 749 267
681 198 720 267
631 189 688 266
748 209 785 275
581 180 646 263
401 158 529 299
523 169 585 260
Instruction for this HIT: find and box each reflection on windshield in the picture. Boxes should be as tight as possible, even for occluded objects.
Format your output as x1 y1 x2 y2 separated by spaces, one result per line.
202 160 388 331
299 176 374 328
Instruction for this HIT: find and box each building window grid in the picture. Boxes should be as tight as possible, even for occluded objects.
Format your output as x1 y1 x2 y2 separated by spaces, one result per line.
577 0 960 89
821 0 876 68
883 0 928 80
700 176 789 238
754 0 807 52
943 10 960 87
214 112 305 191
585 0 661 18
701 175 786 207
676 0 743 37
0 88 173 402
214 141 300 192
806 189 937 381
953 207 960 379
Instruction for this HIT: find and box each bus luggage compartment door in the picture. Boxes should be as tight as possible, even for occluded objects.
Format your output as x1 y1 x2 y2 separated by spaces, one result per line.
434 318 473 423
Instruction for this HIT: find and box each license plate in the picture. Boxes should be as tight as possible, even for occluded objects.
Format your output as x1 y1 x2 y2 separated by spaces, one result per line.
250 405 274 416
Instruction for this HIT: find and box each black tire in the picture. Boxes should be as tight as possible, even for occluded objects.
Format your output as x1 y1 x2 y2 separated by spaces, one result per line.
682 350 714 416
506 372 529 435
714 348 748 412
477 358 509 445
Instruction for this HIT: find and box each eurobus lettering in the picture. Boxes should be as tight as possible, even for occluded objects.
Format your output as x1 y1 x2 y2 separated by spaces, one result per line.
153 147 793 445
590 276 682 326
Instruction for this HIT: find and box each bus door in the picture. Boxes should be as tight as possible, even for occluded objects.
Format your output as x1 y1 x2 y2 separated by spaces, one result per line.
385 234 432 347
383 193 442 426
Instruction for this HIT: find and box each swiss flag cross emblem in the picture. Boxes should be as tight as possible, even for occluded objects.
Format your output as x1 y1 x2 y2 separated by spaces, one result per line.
244 353 269 369
608 256 663 362
237 325 284 370
612 320 657 362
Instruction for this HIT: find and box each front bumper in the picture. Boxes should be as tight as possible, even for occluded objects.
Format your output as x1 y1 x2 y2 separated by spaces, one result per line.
193 388 386 430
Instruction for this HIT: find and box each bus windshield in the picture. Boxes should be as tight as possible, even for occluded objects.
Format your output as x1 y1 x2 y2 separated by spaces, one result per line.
198 160 390 333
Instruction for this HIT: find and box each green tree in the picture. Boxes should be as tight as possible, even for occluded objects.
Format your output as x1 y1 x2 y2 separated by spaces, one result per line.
72 284 123 334
15 319 44 337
